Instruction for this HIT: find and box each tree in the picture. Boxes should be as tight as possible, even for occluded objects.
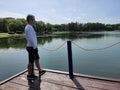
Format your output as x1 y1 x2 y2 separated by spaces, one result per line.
68 22 78 31
52 24 61 31
105 24 113 31
35 21 45 34
45 23 52 33
0 18 8 33
0 17 120 33
16 18 26 33
5 18 26 33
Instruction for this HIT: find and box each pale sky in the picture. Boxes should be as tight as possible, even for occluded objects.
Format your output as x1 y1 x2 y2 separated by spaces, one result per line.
0 0 120 24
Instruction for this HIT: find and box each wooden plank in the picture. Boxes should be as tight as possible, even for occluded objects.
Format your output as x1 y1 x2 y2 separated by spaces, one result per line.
75 75 120 90
0 69 27 85
0 69 120 90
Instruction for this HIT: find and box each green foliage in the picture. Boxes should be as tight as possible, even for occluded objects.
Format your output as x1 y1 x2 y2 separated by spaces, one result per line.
0 18 26 33
118 26 120 30
0 17 120 34
45 23 52 33
34 21 45 34
68 22 78 31
105 24 113 31
0 18 8 32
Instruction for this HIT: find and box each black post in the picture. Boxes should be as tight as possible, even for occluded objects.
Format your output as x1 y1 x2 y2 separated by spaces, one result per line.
67 41 74 78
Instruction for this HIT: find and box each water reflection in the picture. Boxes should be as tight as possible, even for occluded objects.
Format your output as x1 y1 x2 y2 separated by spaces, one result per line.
0 33 105 49
0 37 26 49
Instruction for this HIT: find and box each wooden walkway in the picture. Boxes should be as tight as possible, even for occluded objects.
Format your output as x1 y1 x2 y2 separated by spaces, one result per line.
0 69 120 90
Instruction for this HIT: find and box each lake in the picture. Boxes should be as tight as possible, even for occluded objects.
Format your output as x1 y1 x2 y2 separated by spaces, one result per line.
0 31 120 81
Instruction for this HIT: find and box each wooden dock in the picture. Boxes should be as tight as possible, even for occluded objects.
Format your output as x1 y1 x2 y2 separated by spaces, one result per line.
0 69 120 90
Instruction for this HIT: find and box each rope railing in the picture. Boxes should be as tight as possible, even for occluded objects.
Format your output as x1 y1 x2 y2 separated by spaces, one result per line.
66 40 120 79
72 41 120 51
40 41 120 52
41 41 67 51
39 40 120 79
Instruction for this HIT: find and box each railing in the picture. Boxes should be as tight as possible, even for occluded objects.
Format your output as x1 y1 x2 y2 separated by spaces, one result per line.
40 40 120 79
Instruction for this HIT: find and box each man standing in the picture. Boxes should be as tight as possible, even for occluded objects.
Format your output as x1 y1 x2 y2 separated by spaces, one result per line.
25 14 45 79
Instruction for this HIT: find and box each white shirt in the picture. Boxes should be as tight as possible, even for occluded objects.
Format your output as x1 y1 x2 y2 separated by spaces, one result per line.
25 24 37 49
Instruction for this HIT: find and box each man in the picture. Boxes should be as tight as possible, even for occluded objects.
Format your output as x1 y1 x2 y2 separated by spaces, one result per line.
25 14 45 79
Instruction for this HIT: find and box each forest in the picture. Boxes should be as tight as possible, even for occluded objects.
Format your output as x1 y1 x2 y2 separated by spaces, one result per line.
0 17 120 34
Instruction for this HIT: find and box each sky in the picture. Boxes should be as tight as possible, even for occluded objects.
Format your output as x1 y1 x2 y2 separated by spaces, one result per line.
0 0 120 24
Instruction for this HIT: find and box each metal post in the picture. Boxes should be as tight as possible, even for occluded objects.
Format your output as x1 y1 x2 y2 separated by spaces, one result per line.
67 41 74 78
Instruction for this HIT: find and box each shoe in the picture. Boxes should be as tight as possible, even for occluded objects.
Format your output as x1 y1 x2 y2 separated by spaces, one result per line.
39 69 46 76
27 74 37 80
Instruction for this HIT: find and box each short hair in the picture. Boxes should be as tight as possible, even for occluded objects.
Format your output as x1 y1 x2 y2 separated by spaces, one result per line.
26 14 35 23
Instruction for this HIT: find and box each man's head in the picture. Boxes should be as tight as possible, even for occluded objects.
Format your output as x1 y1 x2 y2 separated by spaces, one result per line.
26 14 35 25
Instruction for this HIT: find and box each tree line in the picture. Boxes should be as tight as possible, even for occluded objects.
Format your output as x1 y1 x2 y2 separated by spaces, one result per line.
0 17 120 34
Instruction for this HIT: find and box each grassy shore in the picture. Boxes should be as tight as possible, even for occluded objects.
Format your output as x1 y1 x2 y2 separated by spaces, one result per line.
0 31 73 38
0 33 10 38
0 33 24 38
52 31 71 35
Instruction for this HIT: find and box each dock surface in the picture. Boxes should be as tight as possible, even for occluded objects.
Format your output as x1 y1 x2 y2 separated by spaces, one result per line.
0 69 120 90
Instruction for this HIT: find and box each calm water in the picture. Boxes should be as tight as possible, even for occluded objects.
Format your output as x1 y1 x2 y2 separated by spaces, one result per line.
0 31 120 81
